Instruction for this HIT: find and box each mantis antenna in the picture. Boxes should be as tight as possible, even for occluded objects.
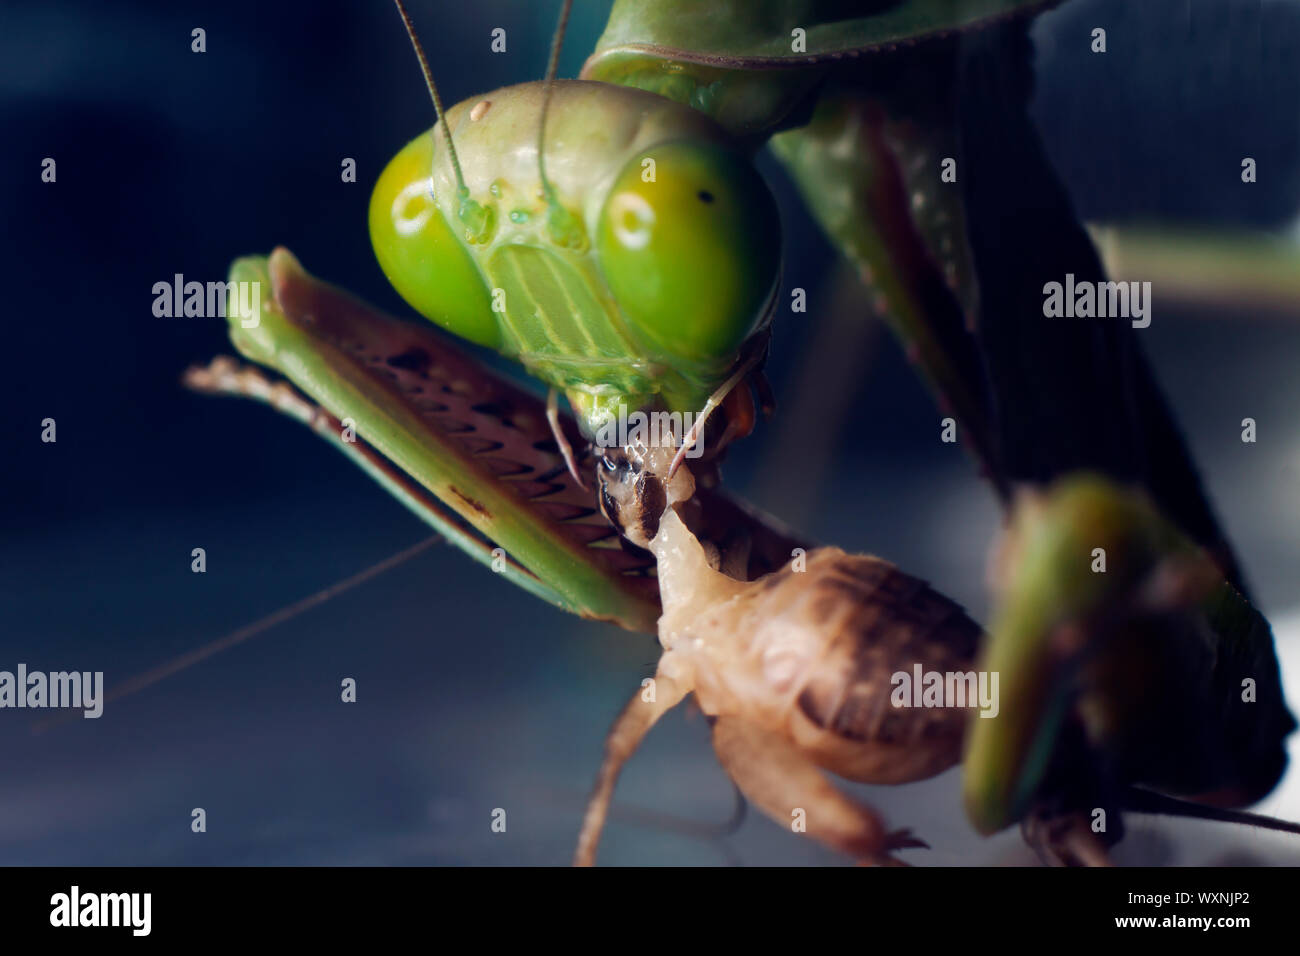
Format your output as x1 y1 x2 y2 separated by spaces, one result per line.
537 0 574 201
537 0 586 488
392 0 468 197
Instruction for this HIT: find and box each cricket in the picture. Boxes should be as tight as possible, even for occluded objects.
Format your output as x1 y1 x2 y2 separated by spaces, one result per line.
160 0 1300 865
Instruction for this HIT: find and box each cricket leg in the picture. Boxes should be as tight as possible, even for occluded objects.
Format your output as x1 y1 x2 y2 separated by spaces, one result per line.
711 716 926 866
573 672 690 866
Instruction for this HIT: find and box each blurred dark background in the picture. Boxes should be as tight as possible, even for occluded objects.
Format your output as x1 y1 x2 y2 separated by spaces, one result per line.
2 0 1299 865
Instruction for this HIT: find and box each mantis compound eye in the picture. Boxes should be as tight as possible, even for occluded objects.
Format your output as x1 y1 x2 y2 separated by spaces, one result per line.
596 142 781 365
369 132 501 350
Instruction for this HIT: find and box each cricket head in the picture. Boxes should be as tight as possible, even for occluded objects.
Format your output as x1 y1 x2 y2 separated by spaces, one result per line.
596 428 694 550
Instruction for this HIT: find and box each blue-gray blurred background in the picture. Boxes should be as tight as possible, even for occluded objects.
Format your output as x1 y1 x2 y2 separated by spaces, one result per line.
3 0 1299 865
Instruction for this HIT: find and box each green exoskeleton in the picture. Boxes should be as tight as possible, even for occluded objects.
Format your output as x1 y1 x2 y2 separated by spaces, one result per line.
371 0 782 484
968 474 1297 864
188 0 1296 865
367 0 1062 486
351 0 1068 598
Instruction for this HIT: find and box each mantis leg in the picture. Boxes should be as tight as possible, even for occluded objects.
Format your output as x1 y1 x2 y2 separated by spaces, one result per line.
1020 809 1114 868
667 339 767 478
710 716 925 866
546 387 587 490
574 672 691 866
769 84 1003 500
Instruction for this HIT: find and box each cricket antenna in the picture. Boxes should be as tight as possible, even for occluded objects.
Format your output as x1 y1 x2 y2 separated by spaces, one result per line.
32 533 441 735
392 0 468 196
537 0 573 206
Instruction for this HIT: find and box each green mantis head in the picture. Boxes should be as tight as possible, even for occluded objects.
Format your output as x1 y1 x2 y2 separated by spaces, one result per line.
368 78 781 441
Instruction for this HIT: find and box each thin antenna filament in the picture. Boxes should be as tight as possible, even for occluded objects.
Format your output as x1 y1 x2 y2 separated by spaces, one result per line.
537 0 573 199
392 0 468 196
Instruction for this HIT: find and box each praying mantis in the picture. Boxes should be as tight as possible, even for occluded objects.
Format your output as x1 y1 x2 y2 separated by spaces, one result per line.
184 0 1297 864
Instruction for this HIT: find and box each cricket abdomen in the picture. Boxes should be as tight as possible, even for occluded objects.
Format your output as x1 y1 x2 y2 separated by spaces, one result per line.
780 550 982 784
675 543 984 787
